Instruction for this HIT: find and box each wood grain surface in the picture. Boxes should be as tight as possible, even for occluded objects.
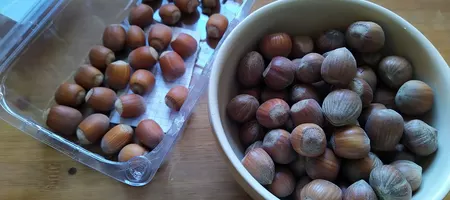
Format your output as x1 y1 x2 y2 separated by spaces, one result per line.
0 0 449 199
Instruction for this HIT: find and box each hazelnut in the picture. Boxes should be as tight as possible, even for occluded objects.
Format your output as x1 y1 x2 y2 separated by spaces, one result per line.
358 103 386 127
85 87 117 112
259 32 292 59
159 4 181 25
267 167 296 198
348 78 373 107
206 14 228 39
102 24 126 52
170 33 198 58
129 4 154 28
174 0 199 13
295 53 324 83
321 47 357 87
88 45 115 70
239 87 261 101
289 155 306 177
378 56 413 89
256 98 290 128
305 148 340 181
201 0 218 8
330 125 370 159
290 123 327 157
239 120 264 147
365 109 404 151
244 141 263 155
237 51 265 88
128 46 159 70
262 129 296 164
322 89 362 126
316 29 345 52
361 52 383 67
54 83 86 107
344 180 377 200
391 160 423 191
130 69 156 95
135 119 165 149
342 152 383 182
290 35 314 58
101 124 133 154
160 51 186 81
369 165 412 200
403 119 438 156
74 64 104 90
165 85 189 111
290 84 321 104
118 144 148 162
227 94 259 123
300 179 342 200
261 87 288 103
294 176 312 200
115 94 146 118
373 87 397 109
105 60 131 90
148 24 173 52
241 148 275 185
395 80 434 116
126 25 146 50
356 66 377 90
76 113 110 145
290 99 324 127
44 105 83 136
346 21 385 53
263 56 295 90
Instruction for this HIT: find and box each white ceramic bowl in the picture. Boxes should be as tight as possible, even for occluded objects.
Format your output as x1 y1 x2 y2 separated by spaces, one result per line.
208 0 450 199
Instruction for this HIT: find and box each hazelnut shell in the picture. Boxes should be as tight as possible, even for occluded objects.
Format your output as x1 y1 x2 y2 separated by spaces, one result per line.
159 4 181 25
128 46 159 70
259 32 292 59
130 69 156 95
170 33 198 58
263 56 295 90
206 13 229 39
290 123 327 157
148 24 173 52
115 94 146 118
101 124 133 154
85 87 117 112
126 25 146 50
129 4 154 28
76 113 110 145
135 119 165 149
118 144 148 162
241 148 275 185
227 94 259 123
102 24 126 52
256 98 290 128
45 105 83 136
165 85 189 111
160 51 186 81
262 129 296 164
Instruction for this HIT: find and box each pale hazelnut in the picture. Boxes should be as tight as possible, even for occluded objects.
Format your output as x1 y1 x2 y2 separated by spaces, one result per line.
403 119 438 156
391 160 423 191
395 80 434 116
348 78 373 107
241 148 275 185
321 47 357 87
322 89 362 126
344 180 377 200
369 165 412 200
88 45 115 70
54 83 86 107
74 64 104 90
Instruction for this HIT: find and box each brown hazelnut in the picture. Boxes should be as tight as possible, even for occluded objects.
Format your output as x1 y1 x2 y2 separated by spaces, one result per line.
88 45 115 70
403 119 438 156
239 120 264 147
356 66 377 90
54 83 86 107
130 69 156 95
237 51 265 88
85 87 117 112
76 113 110 145
135 119 165 149
344 180 377 200
101 124 133 154
160 51 186 81
321 47 357 87
395 80 434 116
256 98 289 128
239 87 261 101
348 78 373 107
361 52 383 67
305 148 340 181
241 148 275 185
102 24 126 52
261 87 288 103
126 25 146 50
262 129 296 164
378 56 413 89
44 105 82 136
74 64 104 90
295 53 324 83
259 32 292 59
346 21 385 53
227 94 259 123
201 0 218 8
118 144 148 162
129 4 154 28
316 29 345 52
365 109 404 151
244 141 263 155
165 85 189 111
358 103 386 127
289 155 306 177
294 176 312 200
170 33 198 58
115 94 146 118
159 4 181 25
369 165 412 200
105 60 131 90
128 46 159 70
290 35 314 58
290 99 324 127
330 125 370 159
342 152 383 182
267 167 296 198
391 160 423 191
322 89 362 126
290 84 321 104
174 0 199 13
373 87 397 109
148 24 173 52
263 56 295 90
206 14 228 39
300 179 342 200
290 123 327 157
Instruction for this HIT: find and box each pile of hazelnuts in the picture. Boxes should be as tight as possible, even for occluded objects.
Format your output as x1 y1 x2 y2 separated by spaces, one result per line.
44 0 228 162
228 21 438 200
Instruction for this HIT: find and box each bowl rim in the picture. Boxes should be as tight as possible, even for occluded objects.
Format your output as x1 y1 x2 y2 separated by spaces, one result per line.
208 0 450 199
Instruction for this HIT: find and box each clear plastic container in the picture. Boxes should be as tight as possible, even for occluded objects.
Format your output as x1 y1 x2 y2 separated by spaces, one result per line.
0 0 254 186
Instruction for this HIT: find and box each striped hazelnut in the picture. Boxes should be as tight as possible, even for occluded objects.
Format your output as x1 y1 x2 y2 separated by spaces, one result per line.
206 14 228 39
148 24 173 52
135 119 165 149
165 85 188 111
160 51 186 81
54 83 86 107
259 32 292 59
263 56 295 90
76 113 110 145
128 46 159 70
126 25 146 50
105 60 131 90
242 148 275 185
129 4 154 28
115 94 146 118
227 94 259 123
305 148 341 181
316 29 345 52
85 87 117 112
130 69 156 95
262 129 296 164
118 144 148 162
74 64 104 90
159 4 181 25
88 45 115 70
102 24 126 52
101 124 133 154
44 105 82 136
330 125 370 159
170 33 198 58
174 0 199 14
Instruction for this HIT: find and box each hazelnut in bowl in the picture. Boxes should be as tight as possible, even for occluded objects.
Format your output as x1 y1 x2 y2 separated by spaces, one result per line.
208 0 450 199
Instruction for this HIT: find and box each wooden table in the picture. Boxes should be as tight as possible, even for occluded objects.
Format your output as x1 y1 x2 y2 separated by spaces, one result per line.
0 0 449 199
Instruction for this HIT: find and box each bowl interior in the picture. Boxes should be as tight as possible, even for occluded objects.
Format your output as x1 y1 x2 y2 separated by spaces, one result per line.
209 0 450 199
